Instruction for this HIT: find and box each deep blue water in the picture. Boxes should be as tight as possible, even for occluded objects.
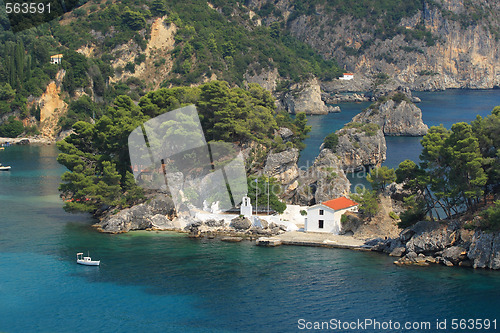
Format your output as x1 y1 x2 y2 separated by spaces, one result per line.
1 90 500 332
299 89 500 170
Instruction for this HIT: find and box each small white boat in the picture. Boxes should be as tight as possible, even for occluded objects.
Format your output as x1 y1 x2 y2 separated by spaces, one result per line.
0 163 11 171
76 252 100 266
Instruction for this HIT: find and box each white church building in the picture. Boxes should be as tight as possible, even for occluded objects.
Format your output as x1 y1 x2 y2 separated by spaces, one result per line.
304 197 358 234
339 73 354 80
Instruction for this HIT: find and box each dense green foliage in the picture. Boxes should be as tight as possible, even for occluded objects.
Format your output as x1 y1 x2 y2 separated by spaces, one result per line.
141 81 275 146
342 122 380 136
350 187 379 220
0 115 24 137
161 0 341 86
284 0 438 47
323 133 339 151
50 0 341 88
481 201 500 231
58 82 310 213
396 107 500 227
0 34 57 115
367 166 396 192
0 0 344 135
57 95 147 213
59 95 103 130
247 176 287 214
6 0 82 32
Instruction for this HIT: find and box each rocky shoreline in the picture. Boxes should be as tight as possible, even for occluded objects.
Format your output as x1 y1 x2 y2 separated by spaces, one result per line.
0 136 55 145
369 219 500 270
95 194 500 270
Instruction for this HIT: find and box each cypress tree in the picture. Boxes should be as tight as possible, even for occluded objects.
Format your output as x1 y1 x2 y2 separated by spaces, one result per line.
15 41 25 85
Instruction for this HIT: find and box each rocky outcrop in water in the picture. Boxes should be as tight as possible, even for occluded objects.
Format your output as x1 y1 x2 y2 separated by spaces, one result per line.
281 77 329 114
96 195 177 233
334 124 387 172
291 149 351 205
322 92 372 104
352 99 428 136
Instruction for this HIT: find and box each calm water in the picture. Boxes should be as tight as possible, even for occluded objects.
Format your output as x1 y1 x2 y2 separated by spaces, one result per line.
299 89 500 169
0 91 500 332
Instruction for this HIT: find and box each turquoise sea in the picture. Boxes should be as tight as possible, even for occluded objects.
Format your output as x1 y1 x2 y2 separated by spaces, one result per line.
1 90 500 332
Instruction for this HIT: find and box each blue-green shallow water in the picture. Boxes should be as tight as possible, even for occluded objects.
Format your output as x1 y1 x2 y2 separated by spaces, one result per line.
0 122 499 331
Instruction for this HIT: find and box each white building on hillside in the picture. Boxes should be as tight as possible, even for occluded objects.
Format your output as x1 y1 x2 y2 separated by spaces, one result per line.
339 73 354 80
305 197 358 234
50 54 63 65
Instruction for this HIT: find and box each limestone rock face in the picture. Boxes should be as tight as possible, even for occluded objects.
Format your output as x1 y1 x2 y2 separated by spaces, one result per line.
244 67 279 92
335 126 387 172
353 99 428 136
279 1 500 90
230 216 252 230
277 127 294 141
97 195 176 233
468 231 500 269
405 220 458 254
291 149 350 205
282 77 328 114
327 105 341 113
263 148 300 195
441 246 468 265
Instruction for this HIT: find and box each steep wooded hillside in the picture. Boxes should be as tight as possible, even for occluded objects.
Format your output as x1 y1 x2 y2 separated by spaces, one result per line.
248 0 500 90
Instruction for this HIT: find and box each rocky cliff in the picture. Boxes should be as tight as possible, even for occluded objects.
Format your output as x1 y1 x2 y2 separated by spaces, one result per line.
37 70 68 139
333 123 387 172
291 149 351 205
281 77 332 114
249 0 500 90
263 147 300 195
96 195 177 233
352 99 428 136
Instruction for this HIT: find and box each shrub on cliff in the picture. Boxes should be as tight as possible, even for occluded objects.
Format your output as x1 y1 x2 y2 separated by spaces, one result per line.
323 133 339 151
367 166 396 192
0 116 24 138
350 188 379 220
481 201 500 231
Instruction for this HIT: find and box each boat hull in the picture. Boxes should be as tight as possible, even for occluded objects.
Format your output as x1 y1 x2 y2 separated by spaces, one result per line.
0 166 11 171
77 259 100 266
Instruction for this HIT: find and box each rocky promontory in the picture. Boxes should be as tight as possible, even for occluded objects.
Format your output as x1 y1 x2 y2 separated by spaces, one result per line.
96 195 177 233
333 123 387 172
353 97 428 136
281 77 330 115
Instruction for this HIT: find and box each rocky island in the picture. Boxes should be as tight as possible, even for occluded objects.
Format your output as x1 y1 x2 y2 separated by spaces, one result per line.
352 91 428 136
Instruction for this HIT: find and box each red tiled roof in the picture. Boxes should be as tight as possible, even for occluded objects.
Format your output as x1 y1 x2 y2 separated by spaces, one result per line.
321 197 358 210
343 73 354 75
